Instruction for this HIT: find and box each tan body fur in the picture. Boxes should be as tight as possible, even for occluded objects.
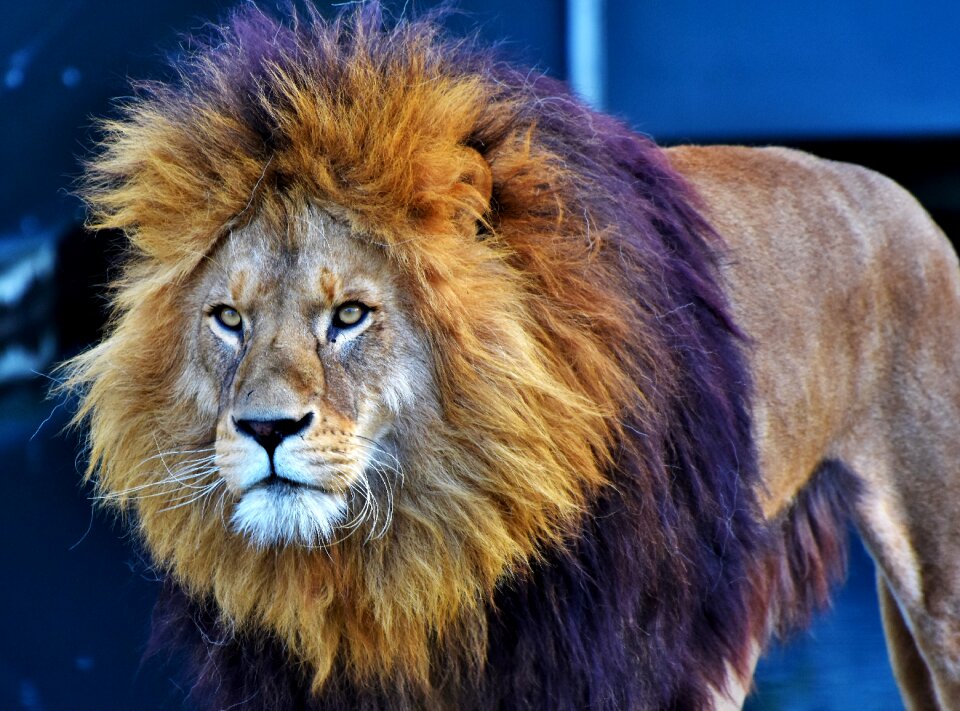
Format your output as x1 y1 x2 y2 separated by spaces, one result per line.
670 145 960 708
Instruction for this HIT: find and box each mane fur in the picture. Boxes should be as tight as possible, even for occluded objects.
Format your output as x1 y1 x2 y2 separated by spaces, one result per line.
67 4 852 708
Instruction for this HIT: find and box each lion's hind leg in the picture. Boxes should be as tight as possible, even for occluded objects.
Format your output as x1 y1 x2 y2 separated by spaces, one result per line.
877 575 940 710
825 177 960 709
774 443 960 709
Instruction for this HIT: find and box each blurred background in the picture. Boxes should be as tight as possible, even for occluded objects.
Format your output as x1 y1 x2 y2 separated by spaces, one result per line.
4 1 957 708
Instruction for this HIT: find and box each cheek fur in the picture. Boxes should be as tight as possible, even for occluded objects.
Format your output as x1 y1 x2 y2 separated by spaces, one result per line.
353 316 433 419
175 328 225 425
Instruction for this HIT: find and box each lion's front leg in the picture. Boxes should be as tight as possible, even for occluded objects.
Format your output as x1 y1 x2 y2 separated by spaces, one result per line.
710 642 761 710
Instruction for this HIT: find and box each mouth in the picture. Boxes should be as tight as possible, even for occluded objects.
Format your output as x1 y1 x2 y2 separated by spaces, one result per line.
245 474 333 495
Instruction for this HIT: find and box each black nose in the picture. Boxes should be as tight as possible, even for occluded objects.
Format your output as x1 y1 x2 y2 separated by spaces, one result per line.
234 413 314 455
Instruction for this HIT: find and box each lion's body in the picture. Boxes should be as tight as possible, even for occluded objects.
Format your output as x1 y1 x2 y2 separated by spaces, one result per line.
671 145 960 707
67 5 960 709
683 144 960 707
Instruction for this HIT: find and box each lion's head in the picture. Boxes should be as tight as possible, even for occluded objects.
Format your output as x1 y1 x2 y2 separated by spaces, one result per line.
66 4 637 685
67 4 767 705
193 209 433 547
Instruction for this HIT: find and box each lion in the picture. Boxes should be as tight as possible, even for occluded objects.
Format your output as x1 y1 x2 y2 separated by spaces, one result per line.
64 4 960 709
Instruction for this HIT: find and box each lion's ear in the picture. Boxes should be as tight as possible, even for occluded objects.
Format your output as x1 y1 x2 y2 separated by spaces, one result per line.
455 146 493 236
460 147 493 206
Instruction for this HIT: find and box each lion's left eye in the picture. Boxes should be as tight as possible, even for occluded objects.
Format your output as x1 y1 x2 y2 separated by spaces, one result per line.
332 302 370 329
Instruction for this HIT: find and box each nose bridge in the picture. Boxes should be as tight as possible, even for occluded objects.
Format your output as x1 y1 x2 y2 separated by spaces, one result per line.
232 320 323 418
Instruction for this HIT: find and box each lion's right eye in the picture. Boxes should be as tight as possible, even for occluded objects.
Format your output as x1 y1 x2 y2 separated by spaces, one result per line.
213 306 243 332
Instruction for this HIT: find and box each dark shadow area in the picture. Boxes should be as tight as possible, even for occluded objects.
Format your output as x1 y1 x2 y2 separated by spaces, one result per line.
0 383 174 710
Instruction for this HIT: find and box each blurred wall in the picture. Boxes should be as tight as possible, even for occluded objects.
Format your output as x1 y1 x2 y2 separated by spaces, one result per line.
0 0 564 237
607 0 960 140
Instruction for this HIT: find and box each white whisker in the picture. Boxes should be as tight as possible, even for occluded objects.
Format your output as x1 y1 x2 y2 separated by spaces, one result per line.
97 442 221 509
135 447 216 469
158 480 226 513
94 470 215 500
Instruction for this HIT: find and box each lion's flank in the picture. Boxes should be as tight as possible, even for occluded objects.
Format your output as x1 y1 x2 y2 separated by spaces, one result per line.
67 3 846 709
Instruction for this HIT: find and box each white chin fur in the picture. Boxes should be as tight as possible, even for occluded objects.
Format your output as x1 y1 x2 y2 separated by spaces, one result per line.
230 486 347 547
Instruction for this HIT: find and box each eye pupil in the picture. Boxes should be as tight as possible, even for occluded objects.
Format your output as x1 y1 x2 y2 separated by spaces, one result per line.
216 307 242 330
334 303 367 328
340 306 360 324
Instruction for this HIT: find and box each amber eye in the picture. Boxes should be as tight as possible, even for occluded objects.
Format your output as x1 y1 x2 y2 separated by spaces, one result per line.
214 306 243 331
332 302 369 329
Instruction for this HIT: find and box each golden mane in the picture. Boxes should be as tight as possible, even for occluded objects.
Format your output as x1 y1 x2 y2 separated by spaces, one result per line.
65 5 677 689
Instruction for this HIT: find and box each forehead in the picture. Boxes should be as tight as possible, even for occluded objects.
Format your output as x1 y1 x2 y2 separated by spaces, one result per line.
214 207 393 291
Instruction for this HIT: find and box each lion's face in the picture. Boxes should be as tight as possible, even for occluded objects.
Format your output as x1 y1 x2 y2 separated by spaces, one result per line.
186 208 434 547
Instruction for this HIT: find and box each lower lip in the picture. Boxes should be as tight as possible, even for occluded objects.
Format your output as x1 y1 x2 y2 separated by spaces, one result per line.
247 477 333 495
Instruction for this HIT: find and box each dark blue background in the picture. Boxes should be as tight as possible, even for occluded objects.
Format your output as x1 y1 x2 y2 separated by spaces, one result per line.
6 1 959 708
